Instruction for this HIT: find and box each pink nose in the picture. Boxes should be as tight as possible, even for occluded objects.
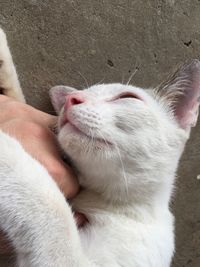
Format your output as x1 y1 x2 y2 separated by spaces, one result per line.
64 93 85 110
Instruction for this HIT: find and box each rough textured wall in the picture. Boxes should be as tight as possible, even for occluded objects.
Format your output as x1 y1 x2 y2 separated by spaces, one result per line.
0 0 200 266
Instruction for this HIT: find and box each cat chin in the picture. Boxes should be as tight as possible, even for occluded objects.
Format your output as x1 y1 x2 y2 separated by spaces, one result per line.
58 123 113 158
59 122 113 150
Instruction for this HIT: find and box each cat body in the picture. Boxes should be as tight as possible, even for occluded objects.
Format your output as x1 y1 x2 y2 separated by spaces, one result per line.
53 83 184 267
0 27 199 267
73 190 174 267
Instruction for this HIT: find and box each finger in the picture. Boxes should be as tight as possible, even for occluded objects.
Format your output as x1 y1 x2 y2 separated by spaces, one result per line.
35 112 57 128
1 119 78 198
47 161 79 198
24 105 57 127
23 129 79 198
0 98 57 127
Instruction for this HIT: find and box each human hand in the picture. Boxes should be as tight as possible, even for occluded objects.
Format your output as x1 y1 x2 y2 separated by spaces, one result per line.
0 95 80 254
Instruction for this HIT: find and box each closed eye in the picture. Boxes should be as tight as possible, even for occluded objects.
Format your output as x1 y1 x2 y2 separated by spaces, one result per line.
108 92 144 102
117 92 142 100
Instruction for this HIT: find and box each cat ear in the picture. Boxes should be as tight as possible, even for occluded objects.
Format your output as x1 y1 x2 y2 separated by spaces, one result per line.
156 59 200 130
49 85 77 113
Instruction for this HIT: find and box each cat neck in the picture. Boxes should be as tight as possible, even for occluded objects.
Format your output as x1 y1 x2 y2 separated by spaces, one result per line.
72 188 172 224
76 156 178 209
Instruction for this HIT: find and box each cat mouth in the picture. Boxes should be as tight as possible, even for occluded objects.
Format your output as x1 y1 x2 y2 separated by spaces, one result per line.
60 114 69 128
60 116 112 146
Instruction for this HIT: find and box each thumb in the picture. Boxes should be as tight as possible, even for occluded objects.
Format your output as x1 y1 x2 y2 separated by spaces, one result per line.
40 114 57 128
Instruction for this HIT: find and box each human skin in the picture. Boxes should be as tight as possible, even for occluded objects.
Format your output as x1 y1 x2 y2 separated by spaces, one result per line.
0 95 80 254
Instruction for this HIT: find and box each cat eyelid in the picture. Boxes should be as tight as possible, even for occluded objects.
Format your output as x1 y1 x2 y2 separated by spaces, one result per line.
112 92 143 101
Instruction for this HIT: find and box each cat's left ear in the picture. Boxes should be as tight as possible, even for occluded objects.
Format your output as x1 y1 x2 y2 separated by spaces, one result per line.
156 59 200 130
49 85 77 113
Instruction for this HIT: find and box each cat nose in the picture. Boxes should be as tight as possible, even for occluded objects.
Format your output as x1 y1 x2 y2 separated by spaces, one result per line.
64 94 85 110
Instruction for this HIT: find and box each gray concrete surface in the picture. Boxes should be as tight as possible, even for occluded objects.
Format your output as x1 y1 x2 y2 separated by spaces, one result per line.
0 0 200 266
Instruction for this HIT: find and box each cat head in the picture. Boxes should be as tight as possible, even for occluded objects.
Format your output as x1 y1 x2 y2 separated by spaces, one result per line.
50 59 200 205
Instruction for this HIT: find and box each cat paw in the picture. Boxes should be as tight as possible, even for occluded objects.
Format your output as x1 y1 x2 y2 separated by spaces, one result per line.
0 27 6 40
0 27 7 50
0 27 8 67
0 28 25 103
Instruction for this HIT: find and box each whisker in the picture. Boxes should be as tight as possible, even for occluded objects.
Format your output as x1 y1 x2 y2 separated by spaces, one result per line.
89 128 95 154
126 68 138 86
121 73 125 85
97 130 112 160
93 77 106 87
115 144 129 199
106 131 129 201
77 71 90 89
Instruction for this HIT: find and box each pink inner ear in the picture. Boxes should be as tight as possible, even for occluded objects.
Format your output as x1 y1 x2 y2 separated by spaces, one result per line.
176 98 200 129
175 76 200 129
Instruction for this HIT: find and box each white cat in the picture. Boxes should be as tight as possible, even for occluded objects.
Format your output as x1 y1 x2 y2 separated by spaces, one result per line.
0 27 199 267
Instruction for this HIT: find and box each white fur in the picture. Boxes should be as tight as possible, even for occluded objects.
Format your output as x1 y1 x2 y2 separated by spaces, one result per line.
0 27 197 267
56 84 188 267
0 28 25 102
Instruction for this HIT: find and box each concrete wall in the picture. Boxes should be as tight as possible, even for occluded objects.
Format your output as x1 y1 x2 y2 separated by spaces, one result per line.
0 0 200 266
